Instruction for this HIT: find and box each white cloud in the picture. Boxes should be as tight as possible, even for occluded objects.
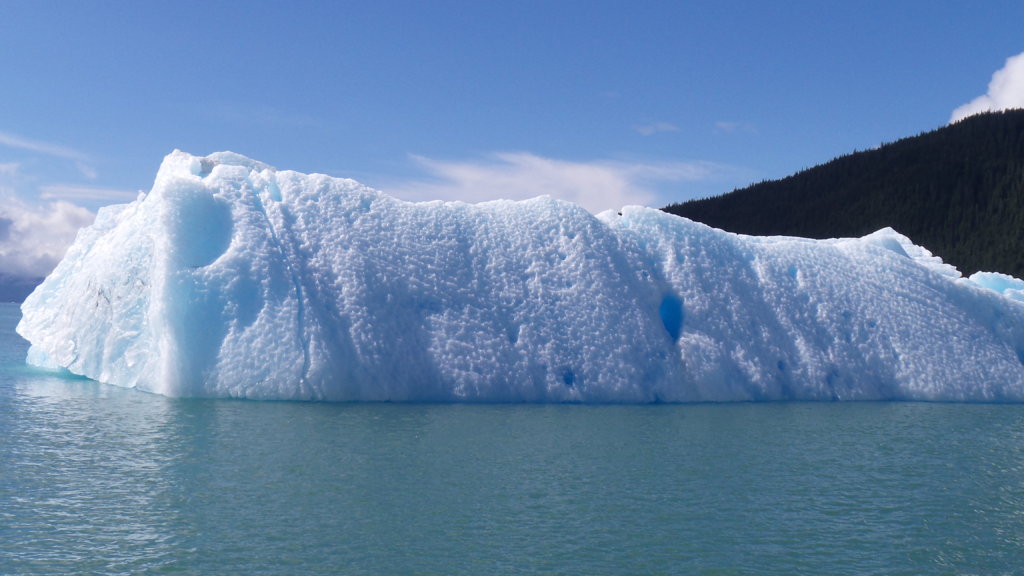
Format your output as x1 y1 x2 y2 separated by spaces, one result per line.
40 184 140 203
75 161 98 180
0 129 100 181
0 132 116 279
0 195 94 278
383 152 725 213
950 52 1024 123
714 121 756 134
634 122 679 136
207 102 318 128
0 130 88 160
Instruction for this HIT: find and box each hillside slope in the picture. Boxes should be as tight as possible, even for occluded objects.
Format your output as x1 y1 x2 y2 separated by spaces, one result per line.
664 110 1024 278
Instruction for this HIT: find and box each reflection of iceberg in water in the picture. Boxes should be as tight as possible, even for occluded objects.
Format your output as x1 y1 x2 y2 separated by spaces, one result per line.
1 310 183 562
16 151 1024 402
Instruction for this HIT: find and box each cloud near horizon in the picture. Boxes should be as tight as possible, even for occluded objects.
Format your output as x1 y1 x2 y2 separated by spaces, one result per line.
0 130 131 279
0 195 94 279
950 52 1024 123
383 152 724 213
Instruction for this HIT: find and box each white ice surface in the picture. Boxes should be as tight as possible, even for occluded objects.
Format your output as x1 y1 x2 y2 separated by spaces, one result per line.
17 151 1024 401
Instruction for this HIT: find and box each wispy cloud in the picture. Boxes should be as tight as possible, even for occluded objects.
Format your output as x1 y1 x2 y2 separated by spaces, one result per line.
75 161 98 180
950 52 1024 123
0 130 88 161
0 130 98 179
634 122 679 136
39 184 139 203
382 152 729 213
207 102 318 128
714 121 756 134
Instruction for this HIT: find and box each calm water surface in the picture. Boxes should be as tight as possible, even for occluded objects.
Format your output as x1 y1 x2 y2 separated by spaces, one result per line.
2 302 1024 575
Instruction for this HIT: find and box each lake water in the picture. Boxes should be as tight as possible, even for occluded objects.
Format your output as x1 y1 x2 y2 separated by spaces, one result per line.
2 302 1024 575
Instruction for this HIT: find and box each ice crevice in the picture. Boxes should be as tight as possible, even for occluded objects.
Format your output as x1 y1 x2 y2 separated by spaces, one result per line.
16 150 1024 402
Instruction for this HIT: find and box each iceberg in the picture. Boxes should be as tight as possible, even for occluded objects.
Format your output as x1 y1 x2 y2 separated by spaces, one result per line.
17 151 1024 402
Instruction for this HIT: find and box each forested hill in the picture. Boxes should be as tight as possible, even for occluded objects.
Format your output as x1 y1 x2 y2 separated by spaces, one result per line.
663 109 1024 278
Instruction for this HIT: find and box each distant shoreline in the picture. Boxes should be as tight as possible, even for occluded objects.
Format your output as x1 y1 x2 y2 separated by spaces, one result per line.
0 276 42 304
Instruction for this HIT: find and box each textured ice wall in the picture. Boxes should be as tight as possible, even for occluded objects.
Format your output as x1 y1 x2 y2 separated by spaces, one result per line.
17 151 1024 401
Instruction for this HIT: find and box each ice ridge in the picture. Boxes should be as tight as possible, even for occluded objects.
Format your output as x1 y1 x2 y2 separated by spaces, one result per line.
17 150 1024 402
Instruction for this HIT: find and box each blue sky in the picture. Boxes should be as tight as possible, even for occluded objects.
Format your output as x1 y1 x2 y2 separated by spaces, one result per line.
1 1 1023 277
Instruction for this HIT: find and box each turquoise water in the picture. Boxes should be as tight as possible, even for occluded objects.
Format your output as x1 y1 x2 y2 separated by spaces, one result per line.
3 302 1024 575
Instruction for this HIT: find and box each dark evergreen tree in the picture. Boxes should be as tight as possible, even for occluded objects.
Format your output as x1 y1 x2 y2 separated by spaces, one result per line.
664 110 1024 278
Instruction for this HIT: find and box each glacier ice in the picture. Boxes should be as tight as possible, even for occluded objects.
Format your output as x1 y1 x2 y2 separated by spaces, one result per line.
17 150 1024 402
